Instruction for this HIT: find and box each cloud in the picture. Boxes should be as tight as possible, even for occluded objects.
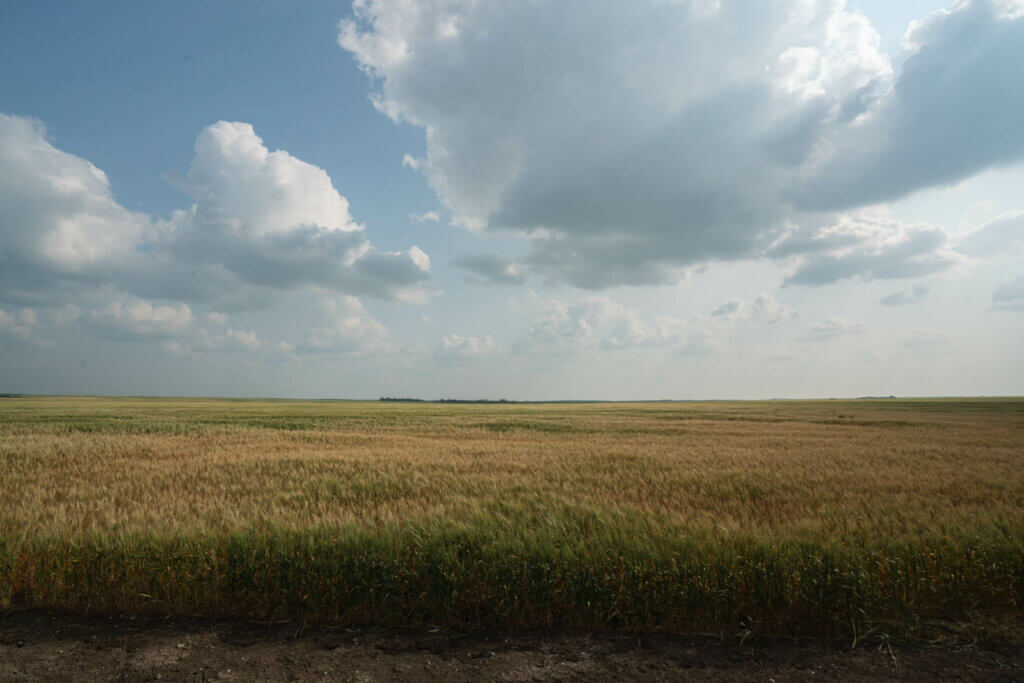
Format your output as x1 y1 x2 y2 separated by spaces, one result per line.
0 308 38 340
435 334 499 365
711 299 742 317
513 297 595 356
512 290 795 358
184 121 358 236
958 210 1024 257
712 294 798 325
712 294 797 323
992 276 1024 311
749 293 799 324
0 115 431 307
513 293 686 355
340 0 1024 288
80 299 297 359
775 215 957 286
0 307 53 348
45 304 82 327
879 284 930 306
800 0 1024 210
799 317 867 341
903 329 948 349
600 312 687 350
0 114 152 301
453 253 527 285
410 210 440 223
965 200 997 222
85 298 194 339
191 328 295 358
164 121 431 299
674 332 718 358
407 245 430 272
297 295 394 355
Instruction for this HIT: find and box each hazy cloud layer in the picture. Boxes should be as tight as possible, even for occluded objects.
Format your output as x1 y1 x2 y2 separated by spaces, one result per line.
85 298 194 339
799 317 868 341
42 294 299 359
510 292 797 359
904 329 948 349
512 294 688 356
453 253 527 285
674 332 718 358
297 295 394 356
959 211 1024 257
341 0 1024 288
0 307 51 348
992 276 1024 311
880 284 930 306
192 328 294 357
710 294 797 324
435 334 500 365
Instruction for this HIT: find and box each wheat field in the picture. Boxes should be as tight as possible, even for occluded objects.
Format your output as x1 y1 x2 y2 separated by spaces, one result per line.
1 396 1022 638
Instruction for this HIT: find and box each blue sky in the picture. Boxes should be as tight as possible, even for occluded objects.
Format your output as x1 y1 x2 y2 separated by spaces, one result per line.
1 0 1022 399
1 2 426 225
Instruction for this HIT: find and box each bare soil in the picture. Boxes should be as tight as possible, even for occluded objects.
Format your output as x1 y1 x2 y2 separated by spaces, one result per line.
1 611 1021 682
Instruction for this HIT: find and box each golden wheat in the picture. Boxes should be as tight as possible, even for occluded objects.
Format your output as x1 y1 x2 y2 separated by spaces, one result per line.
2 396 1022 636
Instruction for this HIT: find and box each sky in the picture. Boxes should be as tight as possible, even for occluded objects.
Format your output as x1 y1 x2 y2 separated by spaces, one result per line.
1 0 1022 400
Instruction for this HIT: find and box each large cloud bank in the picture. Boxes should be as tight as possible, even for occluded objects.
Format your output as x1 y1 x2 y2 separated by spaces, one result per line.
0 115 431 307
341 0 1024 288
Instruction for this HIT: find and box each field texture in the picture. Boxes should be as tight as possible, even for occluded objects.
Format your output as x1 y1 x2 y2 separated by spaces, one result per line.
1 396 1022 639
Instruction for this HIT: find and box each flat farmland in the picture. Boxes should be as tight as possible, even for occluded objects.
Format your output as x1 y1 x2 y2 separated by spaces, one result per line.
1 396 1022 640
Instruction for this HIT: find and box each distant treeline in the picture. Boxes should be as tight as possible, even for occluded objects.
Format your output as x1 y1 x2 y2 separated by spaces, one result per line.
380 397 515 404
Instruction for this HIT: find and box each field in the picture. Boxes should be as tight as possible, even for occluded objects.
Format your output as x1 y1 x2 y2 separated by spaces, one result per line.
1 396 1023 641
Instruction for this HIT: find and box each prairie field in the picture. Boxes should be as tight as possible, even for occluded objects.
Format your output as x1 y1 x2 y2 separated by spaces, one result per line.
1 396 1023 639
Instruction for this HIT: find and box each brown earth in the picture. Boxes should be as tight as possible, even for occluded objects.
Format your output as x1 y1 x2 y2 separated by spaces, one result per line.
1 611 1021 682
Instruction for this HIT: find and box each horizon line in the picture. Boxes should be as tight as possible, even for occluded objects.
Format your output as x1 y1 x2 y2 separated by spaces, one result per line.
3 393 1023 404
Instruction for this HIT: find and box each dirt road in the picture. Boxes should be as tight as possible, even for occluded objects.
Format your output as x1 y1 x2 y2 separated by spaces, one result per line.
1 611 1021 681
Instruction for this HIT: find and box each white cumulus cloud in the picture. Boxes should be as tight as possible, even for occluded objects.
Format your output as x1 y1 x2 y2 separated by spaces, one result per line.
0 114 151 294
164 121 431 299
341 0 1024 288
0 115 431 307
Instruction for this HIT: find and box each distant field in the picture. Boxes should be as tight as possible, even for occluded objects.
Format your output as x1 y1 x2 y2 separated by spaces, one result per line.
1 396 1022 639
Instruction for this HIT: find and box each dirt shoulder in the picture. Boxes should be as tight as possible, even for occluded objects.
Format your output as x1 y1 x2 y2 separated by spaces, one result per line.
1 611 1021 682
